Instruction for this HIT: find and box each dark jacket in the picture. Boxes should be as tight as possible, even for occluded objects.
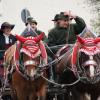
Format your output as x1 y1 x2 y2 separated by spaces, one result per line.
0 33 17 60
48 16 86 46
21 28 48 42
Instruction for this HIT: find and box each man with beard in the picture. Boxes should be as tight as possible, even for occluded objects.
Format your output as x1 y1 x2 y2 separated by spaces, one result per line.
46 11 86 100
47 11 86 84
48 11 86 54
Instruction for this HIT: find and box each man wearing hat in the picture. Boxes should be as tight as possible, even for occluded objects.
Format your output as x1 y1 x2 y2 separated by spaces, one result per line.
21 16 47 42
47 11 86 83
48 11 86 53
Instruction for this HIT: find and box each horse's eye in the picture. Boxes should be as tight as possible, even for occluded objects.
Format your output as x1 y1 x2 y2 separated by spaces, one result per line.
79 52 89 64
93 53 100 62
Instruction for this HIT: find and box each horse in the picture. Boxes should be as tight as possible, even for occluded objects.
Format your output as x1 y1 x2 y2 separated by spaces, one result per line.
4 33 47 100
56 35 100 100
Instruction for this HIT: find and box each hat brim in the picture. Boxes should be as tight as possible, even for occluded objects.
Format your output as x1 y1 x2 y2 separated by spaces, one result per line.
52 19 55 21
1 24 15 30
10 25 15 29
25 21 37 26
31 21 37 25
52 19 56 21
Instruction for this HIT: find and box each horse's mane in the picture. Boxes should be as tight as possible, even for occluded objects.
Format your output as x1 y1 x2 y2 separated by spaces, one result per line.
56 44 74 73
4 43 17 65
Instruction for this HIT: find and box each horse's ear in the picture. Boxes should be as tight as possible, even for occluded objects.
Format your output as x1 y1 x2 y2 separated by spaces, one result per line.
77 35 85 44
94 38 100 44
15 34 27 43
33 33 44 43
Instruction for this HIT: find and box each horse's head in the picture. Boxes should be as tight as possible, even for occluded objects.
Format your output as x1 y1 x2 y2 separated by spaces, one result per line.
15 33 47 79
72 36 100 83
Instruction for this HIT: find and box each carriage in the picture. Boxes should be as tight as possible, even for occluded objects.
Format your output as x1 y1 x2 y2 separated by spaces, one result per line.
0 50 13 100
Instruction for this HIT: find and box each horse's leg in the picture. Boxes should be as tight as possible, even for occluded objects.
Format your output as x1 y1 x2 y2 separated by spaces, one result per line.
16 89 27 100
91 93 98 100
79 93 90 100
9 83 17 100
37 85 46 100
69 88 90 100
97 96 100 100
13 85 28 100
11 71 28 100
10 89 18 100
29 93 38 100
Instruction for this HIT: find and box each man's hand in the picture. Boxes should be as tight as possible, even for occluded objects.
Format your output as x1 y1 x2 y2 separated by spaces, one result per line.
64 11 76 19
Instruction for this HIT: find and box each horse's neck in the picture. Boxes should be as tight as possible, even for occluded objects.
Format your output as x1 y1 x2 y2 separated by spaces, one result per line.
56 52 72 73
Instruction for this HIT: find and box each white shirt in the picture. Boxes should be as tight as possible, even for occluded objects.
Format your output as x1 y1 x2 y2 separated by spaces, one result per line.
3 34 9 44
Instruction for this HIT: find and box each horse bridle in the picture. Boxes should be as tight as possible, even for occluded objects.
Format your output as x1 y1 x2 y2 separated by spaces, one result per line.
73 51 100 84
12 41 44 80
24 60 38 66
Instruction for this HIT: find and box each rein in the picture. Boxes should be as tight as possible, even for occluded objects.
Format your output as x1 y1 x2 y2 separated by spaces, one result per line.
37 50 81 87
16 47 81 87
0 50 6 52
41 74 80 88
15 34 81 87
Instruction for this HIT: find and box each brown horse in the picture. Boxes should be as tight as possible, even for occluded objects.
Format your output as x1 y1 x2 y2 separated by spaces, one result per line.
5 33 47 100
56 35 100 100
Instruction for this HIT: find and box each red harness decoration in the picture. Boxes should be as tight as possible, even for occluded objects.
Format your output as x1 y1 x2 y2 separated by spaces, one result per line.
71 43 80 74
20 40 41 59
14 40 47 71
14 33 47 71
39 41 47 64
71 36 100 75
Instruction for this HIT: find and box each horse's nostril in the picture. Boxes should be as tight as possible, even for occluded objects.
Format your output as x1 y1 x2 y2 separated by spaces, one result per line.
84 65 90 69
90 76 95 80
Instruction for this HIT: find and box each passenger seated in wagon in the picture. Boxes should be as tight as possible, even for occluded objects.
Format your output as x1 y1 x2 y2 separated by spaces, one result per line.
0 22 17 81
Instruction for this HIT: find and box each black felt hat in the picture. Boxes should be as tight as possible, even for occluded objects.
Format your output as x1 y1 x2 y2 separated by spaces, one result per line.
25 16 37 26
59 12 73 20
52 14 60 21
1 22 15 30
